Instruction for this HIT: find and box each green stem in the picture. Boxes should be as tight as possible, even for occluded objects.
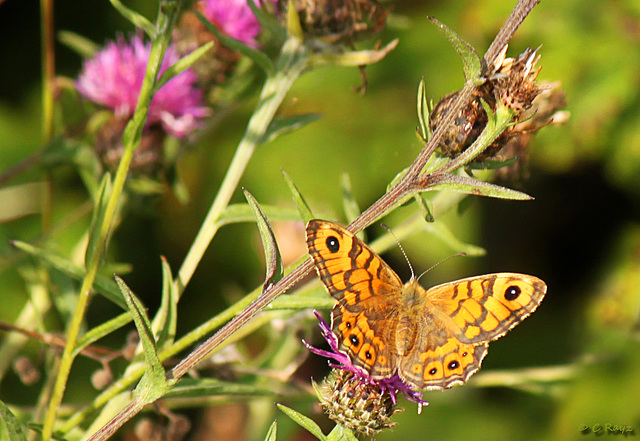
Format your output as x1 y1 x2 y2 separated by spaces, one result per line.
39 7 180 440
175 36 308 296
73 36 309 441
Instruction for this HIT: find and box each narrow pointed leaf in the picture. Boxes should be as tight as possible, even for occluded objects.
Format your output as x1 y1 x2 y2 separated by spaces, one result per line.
281 171 313 222
85 172 112 268
341 174 364 240
416 174 533 200
219 204 301 226
0 400 28 441
416 77 431 142
259 114 322 145
414 194 434 223
152 257 178 350
108 0 154 37
11 241 126 309
194 9 274 74
157 41 214 89
423 219 486 256
58 30 101 58
286 0 304 39
268 291 335 310
74 312 133 357
164 378 276 399
327 425 359 441
116 276 168 403
244 190 284 289
277 404 326 441
247 0 285 40
428 17 481 81
309 39 398 68
264 421 278 441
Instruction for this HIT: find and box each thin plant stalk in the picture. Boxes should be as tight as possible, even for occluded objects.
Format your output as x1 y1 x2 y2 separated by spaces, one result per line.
39 5 182 440
175 36 308 296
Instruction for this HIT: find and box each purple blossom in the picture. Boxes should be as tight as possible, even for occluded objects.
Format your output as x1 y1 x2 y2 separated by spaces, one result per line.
76 35 209 138
304 311 429 411
201 0 275 48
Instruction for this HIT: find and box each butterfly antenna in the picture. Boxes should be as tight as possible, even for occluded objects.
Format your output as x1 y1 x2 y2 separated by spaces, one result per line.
380 223 415 280
416 252 467 281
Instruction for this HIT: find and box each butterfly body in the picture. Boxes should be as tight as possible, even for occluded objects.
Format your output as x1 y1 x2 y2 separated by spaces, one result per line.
306 219 547 390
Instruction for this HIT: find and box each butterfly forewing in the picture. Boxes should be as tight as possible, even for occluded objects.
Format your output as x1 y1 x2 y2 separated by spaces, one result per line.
426 273 547 345
306 219 403 311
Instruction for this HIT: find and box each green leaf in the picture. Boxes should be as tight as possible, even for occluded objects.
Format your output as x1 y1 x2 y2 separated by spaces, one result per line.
11 241 126 309
194 9 274 74
156 41 214 90
116 276 168 403
327 425 359 441
341 173 361 224
428 17 482 81
74 312 133 357
0 400 28 441
259 114 322 145
246 0 286 40
281 171 314 222
219 204 301 226
309 39 398 68
285 0 304 39
414 194 434 223
244 190 284 289
164 378 276 399
0 182 46 223
264 421 278 441
416 77 432 143
423 219 486 256
108 0 155 37
267 291 334 310
151 257 178 350
85 172 112 269
277 404 326 441
416 174 533 200
57 30 101 58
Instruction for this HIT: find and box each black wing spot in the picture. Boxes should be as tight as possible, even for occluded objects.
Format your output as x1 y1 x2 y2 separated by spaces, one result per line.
504 285 521 301
345 321 352 329
429 368 438 375
326 236 340 253
365 351 372 360
349 335 360 346
448 360 460 370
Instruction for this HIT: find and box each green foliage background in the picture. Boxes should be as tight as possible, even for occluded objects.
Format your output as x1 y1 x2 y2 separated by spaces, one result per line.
0 0 639 440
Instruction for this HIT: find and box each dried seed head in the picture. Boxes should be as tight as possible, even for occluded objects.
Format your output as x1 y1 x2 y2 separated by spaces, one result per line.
285 0 389 43
315 369 401 436
430 47 567 176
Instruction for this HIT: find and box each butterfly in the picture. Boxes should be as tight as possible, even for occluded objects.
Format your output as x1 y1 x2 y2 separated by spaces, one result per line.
305 219 547 390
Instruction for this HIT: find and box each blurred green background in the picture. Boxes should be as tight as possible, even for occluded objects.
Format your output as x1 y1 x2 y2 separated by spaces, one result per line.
1 0 639 440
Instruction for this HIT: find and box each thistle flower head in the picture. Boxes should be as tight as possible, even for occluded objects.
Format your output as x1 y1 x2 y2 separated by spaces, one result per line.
75 34 209 139
304 312 428 435
202 0 276 48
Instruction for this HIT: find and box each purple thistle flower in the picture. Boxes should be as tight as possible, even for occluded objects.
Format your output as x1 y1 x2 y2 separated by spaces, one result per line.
76 35 209 138
304 311 429 412
201 0 275 48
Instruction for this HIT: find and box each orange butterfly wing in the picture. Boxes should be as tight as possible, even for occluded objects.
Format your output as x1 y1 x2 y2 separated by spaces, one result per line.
306 219 403 378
